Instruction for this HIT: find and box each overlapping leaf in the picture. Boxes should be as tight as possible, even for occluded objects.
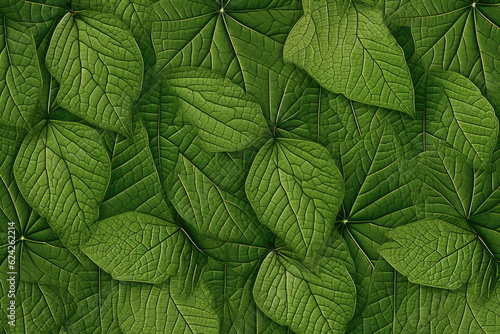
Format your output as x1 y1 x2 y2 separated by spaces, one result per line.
0 17 42 129
253 251 356 334
165 67 268 152
390 0 500 112
13 121 110 250
0 155 80 332
246 138 344 261
168 155 273 270
46 11 143 135
151 0 302 115
99 119 172 221
82 212 197 283
380 219 488 289
0 0 498 332
73 0 157 71
284 0 414 114
353 259 500 333
63 268 122 334
414 70 498 167
116 280 220 333
0 0 70 23
203 260 292 334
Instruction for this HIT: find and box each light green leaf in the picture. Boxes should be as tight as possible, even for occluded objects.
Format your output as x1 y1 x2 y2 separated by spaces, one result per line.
73 0 157 72
99 119 173 221
380 219 485 289
13 120 110 250
139 75 261 188
284 0 414 114
82 212 191 283
253 252 356 334
165 67 268 152
389 0 500 112
0 17 42 129
167 155 273 269
416 70 498 167
116 280 219 334
46 11 143 135
246 138 344 261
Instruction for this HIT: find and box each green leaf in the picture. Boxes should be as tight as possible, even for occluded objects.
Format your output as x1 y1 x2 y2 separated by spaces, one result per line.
73 0 157 71
138 72 260 205
0 281 76 333
63 268 123 334
1 0 499 330
0 123 23 182
246 138 344 261
13 120 110 250
0 0 70 23
203 260 292 334
0 168 81 296
394 283 500 333
414 143 500 261
46 11 143 135
389 0 500 112
99 119 173 221
468 150 500 260
116 280 220 333
335 124 419 316
380 219 486 289
253 252 356 334
139 75 262 186
325 93 412 146
167 155 273 269
339 125 416 225
284 0 415 114
0 122 83 304
82 212 192 283
352 259 500 333
416 70 498 167
165 67 268 152
0 17 42 129
151 0 302 115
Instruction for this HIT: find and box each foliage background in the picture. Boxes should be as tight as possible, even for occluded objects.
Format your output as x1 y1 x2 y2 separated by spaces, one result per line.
0 0 499 333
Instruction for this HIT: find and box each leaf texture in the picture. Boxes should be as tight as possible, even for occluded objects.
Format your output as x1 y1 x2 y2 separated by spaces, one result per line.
82 212 191 283
116 281 220 334
390 0 500 112
46 11 143 135
13 121 110 249
246 138 344 261
253 252 356 334
168 155 273 269
416 70 498 167
165 67 268 152
284 0 415 114
0 17 42 129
